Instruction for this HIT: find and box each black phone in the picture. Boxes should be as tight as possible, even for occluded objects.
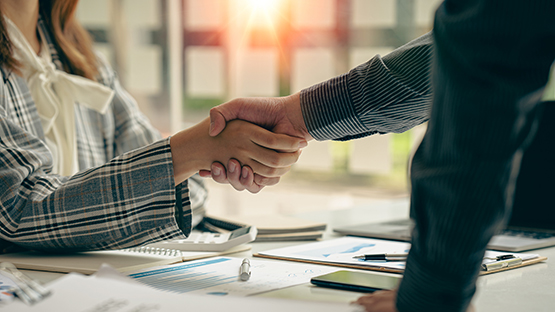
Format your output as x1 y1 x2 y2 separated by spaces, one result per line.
310 270 402 293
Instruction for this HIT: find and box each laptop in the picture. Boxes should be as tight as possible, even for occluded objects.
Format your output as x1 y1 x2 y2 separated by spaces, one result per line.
335 104 555 252
333 218 555 252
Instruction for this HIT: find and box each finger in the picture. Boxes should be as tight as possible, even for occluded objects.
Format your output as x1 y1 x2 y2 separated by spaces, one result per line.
240 167 265 194
210 162 229 184
355 294 376 305
250 128 307 152
240 166 254 188
249 146 301 169
246 183 264 193
254 174 280 186
246 161 292 178
198 169 212 178
226 159 246 191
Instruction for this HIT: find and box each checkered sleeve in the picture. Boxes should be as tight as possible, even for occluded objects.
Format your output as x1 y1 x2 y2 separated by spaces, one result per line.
0 64 192 252
0 104 188 251
96 54 206 230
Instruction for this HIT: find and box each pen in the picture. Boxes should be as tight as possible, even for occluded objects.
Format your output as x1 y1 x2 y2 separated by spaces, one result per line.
352 253 408 261
239 258 251 281
481 256 522 271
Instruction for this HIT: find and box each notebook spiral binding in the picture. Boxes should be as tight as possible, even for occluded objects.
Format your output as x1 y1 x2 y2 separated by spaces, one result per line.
121 246 182 257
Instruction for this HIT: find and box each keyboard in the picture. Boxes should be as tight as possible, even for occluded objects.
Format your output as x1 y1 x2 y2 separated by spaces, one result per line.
500 229 555 240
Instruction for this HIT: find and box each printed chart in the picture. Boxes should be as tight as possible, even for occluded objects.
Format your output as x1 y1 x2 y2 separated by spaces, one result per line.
127 257 337 296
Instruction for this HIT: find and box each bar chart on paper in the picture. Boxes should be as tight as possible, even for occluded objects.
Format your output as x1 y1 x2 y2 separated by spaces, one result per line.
127 257 337 296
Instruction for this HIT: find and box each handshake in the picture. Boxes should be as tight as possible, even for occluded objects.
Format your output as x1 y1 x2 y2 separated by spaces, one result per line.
170 92 313 194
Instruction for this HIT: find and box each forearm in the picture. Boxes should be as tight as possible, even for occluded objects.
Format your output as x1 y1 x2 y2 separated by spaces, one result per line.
397 1 555 311
1 138 191 251
301 32 433 141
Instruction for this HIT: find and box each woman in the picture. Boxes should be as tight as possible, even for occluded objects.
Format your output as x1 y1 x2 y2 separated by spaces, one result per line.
0 0 304 252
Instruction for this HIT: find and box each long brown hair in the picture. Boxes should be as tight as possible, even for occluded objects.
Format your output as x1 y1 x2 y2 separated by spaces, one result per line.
0 0 98 80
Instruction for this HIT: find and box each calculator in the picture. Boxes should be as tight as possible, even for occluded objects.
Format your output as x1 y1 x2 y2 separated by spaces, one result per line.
145 226 258 252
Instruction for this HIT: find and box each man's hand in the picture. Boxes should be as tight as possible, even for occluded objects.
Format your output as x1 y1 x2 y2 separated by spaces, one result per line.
208 93 313 141
199 160 280 194
354 290 398 312
200 93 313 192
354 290 476 312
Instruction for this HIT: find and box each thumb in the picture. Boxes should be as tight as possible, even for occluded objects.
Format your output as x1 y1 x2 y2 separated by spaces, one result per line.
208 100 243 136
209 109 226 136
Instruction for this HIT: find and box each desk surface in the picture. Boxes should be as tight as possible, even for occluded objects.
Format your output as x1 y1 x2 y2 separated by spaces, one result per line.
22 200 554 311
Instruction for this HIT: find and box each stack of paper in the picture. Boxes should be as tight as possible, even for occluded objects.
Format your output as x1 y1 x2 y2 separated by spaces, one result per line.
201 215 327 242
4 265 359 312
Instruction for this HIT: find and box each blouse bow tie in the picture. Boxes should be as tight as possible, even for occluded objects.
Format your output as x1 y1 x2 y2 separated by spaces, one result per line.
5 17 115 176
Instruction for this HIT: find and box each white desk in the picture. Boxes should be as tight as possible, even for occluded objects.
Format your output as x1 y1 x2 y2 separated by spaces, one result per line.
21 200 554 311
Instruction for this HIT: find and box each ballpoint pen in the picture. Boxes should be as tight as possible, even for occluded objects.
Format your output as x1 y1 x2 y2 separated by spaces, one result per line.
239 258 251 281
481 255 522 271
352 253 409 261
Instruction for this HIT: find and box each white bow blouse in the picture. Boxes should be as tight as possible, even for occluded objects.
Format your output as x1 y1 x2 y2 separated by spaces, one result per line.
5 17 115 176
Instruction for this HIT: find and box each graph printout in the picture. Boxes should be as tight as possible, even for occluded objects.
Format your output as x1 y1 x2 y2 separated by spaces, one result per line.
127 257 337 296
258 237 411 271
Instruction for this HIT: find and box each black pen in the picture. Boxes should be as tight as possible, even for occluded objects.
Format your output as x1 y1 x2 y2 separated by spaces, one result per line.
353 253 408 261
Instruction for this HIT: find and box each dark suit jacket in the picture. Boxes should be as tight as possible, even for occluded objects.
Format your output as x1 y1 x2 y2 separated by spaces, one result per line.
300 1 555 311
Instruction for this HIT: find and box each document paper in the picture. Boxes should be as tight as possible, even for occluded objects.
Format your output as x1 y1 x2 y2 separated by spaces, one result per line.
5 266 359 312
127 257 338 296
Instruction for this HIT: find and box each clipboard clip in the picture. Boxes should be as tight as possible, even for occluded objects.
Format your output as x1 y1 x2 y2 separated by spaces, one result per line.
481 254 523 271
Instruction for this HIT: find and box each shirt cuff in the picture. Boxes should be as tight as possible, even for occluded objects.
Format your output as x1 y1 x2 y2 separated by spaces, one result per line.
174 180 192 237
300 74 371 141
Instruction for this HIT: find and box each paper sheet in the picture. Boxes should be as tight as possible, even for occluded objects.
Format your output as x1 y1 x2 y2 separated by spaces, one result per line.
0 273 16 303
127 257 338 296
258 237 410 271
5 265 359 312
257 237 541 272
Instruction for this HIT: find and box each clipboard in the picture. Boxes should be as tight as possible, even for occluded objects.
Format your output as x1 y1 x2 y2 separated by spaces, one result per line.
254 237 548 275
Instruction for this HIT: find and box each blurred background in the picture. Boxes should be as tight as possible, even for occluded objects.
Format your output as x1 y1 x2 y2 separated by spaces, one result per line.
76 0 440 217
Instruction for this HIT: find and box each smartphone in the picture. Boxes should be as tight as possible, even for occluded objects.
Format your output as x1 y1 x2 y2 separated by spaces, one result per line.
310 270 402 293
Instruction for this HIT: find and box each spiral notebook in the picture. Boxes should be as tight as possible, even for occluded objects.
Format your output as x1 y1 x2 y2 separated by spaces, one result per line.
0 244 250 275
201 215 327 241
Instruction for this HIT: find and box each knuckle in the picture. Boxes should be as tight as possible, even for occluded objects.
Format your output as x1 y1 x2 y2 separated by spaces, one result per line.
265 167 280 177
265 135 277 147
266 152 284 167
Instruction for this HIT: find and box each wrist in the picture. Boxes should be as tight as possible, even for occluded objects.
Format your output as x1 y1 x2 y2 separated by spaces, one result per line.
282 92 314 141
170 118 211 185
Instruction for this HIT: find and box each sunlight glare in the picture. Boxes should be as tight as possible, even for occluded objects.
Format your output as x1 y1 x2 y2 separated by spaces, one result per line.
245 0 282 29
249 0 280 12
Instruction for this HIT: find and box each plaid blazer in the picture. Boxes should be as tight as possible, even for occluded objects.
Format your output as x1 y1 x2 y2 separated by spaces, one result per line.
0 19 206 252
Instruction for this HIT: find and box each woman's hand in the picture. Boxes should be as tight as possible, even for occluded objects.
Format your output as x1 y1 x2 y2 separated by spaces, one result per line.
170 118 303 187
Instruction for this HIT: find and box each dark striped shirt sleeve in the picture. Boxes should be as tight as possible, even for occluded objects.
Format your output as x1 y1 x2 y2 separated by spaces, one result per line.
396 1 555 311
300 32 433 141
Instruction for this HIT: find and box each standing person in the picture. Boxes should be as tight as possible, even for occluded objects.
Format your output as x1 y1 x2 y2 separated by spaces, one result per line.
0 0 304 253
203 1 555 311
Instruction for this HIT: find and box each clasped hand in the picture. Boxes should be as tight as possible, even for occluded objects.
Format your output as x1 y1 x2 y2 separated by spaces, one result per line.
198 94 311 193
170 117 305 191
